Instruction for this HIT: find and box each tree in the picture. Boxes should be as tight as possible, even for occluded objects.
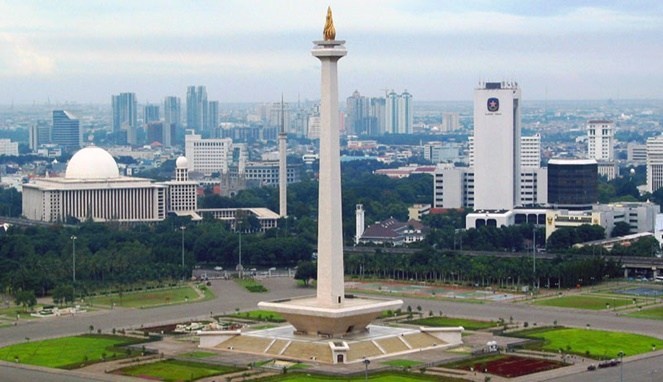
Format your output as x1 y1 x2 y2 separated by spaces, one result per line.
52 285 74 306
294 260 317 287
14 290 37 310
611 222 631 238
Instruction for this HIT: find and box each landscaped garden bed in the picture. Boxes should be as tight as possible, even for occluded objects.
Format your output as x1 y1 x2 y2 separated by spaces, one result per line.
444 354 566 378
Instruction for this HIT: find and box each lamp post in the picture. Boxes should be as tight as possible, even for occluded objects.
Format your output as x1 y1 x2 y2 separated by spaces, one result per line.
71 235 77 304
236 230 243 278
532 228 536 291
363 358 370 381
618 351 624 382
70 235 77 283
179 226 186 270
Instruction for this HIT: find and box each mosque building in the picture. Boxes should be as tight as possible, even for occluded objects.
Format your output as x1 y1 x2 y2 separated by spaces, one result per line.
22 146 197 223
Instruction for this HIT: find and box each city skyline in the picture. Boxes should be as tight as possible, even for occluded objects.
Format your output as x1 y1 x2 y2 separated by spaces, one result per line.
1 1 662 104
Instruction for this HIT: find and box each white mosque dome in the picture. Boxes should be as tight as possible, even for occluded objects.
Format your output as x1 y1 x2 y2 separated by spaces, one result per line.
176 156 188 169
65 146 120 179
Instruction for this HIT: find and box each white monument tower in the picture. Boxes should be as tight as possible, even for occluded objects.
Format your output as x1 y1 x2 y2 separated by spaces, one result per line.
278 96 288 218
259 7 401 337
355 204 365 245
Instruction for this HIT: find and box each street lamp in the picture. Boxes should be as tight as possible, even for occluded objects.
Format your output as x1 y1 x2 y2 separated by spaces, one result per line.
179 226 186 270
363 358 370 381
236 230 243 278
70 235 77 283
618 351 624 382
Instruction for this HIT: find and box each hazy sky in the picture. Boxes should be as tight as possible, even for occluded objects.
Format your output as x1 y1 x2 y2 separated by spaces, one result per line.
1 0 662 104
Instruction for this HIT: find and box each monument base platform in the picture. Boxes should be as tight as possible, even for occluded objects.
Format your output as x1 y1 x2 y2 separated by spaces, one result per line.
198 324 464 364
258 295 402 338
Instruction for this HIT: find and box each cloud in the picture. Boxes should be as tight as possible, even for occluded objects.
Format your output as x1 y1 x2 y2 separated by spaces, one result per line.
0 33 55 76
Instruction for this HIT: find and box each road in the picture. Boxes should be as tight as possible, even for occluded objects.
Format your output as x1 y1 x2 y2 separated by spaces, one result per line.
1 278 662 381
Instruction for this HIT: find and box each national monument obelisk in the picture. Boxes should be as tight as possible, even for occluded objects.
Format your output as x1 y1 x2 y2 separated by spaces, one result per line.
259 7 402 337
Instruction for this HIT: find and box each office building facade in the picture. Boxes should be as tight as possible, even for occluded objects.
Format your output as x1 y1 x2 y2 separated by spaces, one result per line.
51 110 80 150
646 135 663 193
112 92 138 145
473 82 521 211
547 158 598 210
184 132 233 176
587 120 614 161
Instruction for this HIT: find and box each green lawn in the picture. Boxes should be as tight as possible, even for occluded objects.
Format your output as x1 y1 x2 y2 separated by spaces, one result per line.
0 335 143 369
382 359 423 368
516 327 663 359
408 316 497 330
254 371 463 381
117 359 240 382
91 285 206 308
533 295 632 310
627 306 663 320
230 309 285 322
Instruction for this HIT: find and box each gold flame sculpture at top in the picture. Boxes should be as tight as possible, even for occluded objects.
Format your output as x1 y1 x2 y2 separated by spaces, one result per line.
323 6 336 40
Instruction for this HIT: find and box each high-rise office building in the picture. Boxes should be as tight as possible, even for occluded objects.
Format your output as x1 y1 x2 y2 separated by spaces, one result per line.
144 104 160 124
521 134 541 169
112 92 138 145
587 120 614 161
547 159 598 210
473 81 521 211
442 112 460 132
207 100 219 134
346 90 370 135
29 120 50 150
51 110 80 150
469 134 537 170
646 135 663 193
369 97 386 135
186 86 208 133
163 96 181 146
184 132 233 176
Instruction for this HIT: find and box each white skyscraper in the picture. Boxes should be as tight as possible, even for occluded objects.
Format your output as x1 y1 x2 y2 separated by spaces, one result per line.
384 90 412 134
184 132 233 176
521 134 541 169
398 90 413 134
646 135 663 193
473 82 521 211
587 120 614 161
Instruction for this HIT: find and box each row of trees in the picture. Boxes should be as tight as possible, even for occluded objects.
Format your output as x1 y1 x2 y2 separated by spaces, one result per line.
343 250 622 289
0 217 313 299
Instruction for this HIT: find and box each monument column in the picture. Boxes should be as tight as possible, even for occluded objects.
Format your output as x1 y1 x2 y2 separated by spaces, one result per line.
278 97 287 218
312 7 347 308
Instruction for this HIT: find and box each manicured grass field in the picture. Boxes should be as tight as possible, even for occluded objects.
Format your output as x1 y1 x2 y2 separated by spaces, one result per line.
254 372 463 381
91 285 205 308
0 335 143 369
236 278 268 292
117 359 240 381
382 359 423 368
627 306 663 320
231 309 285 322
533 295 632 310
408 316 497 330
516 327 663 359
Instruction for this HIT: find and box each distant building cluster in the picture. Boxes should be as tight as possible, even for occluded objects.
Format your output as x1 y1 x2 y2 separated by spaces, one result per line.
344 90 412 136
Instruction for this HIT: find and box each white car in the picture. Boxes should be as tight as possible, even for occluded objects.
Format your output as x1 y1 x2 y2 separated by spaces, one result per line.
214 266 223 271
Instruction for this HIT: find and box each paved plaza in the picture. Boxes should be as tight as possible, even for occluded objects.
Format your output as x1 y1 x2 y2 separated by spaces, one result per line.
1 278 662 381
